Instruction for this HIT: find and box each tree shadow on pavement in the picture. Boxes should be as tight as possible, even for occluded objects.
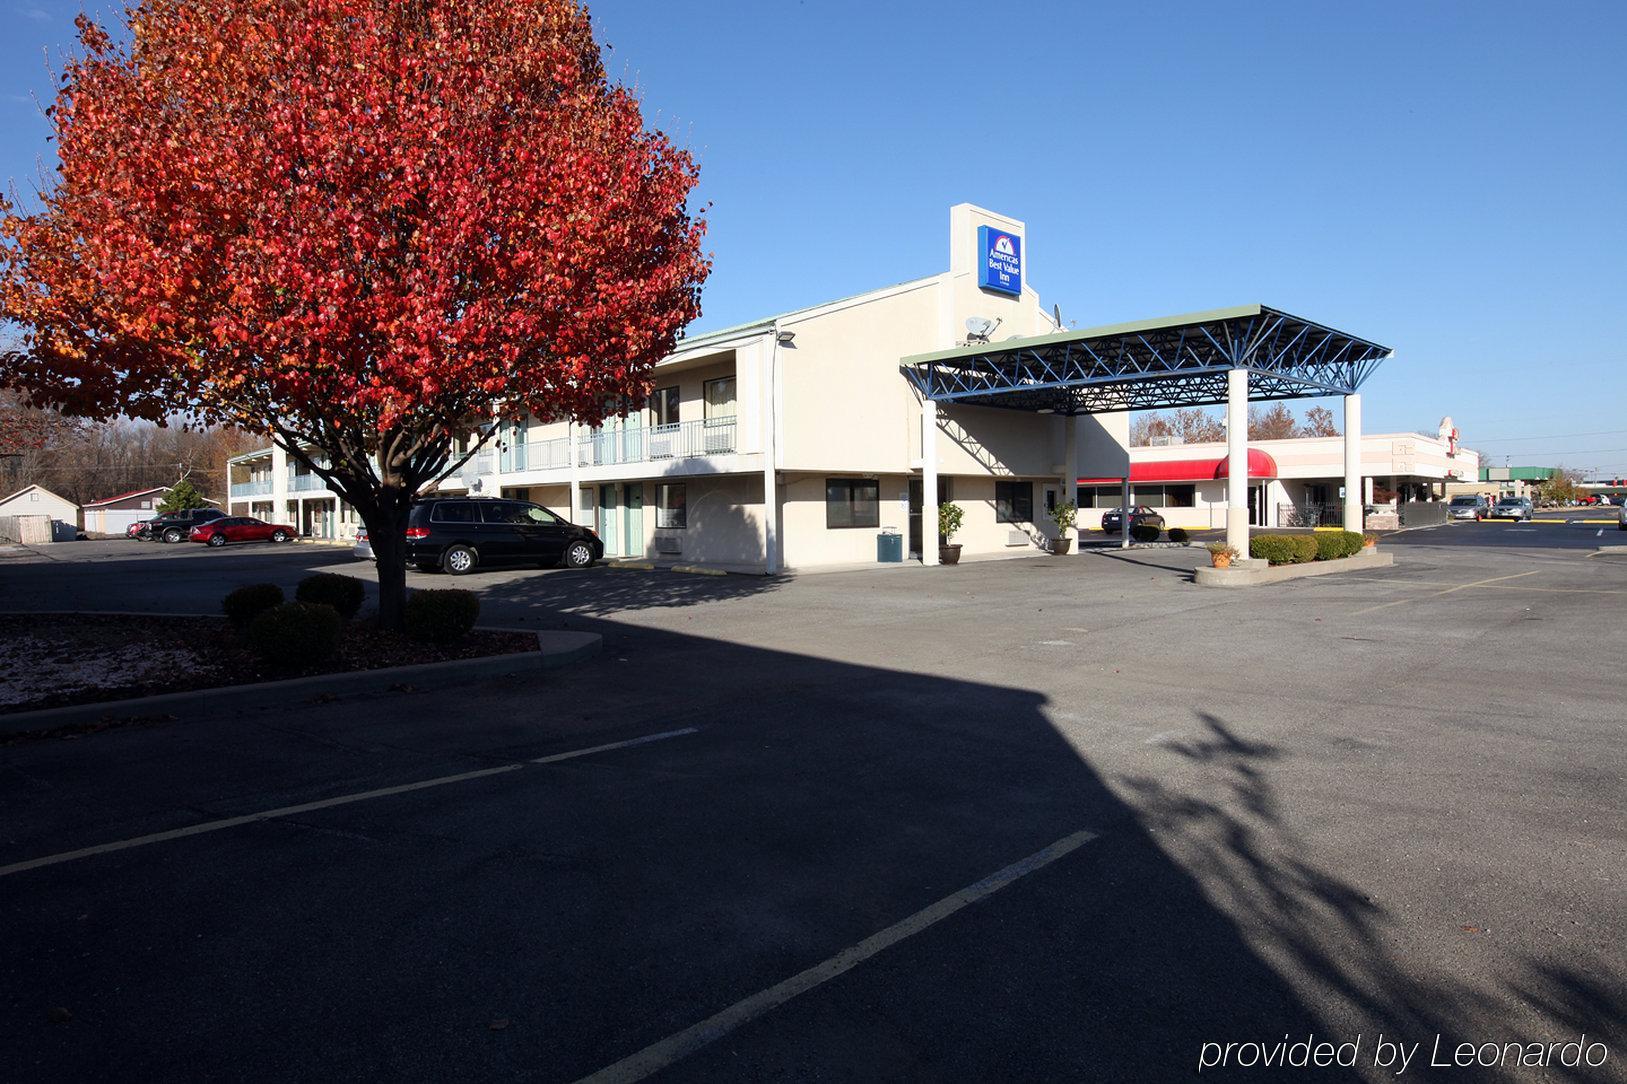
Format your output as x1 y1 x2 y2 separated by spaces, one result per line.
1118 713 1623 1079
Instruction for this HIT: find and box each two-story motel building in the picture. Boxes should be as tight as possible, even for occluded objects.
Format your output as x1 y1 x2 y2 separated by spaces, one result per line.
230 204 1400 570
230 205 1130 571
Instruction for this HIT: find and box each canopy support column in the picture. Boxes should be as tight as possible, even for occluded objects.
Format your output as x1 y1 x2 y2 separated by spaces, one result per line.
1343 393 1363 533
1226 367 1250 555
1121 476 1131 549
1064 418 1079 552
922 399 939 566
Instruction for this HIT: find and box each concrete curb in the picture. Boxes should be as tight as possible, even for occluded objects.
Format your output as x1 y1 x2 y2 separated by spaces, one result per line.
0 629 601 737
1195 549 1395 588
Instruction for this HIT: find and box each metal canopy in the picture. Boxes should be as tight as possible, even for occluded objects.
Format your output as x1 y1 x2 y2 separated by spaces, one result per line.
901 304 1391 415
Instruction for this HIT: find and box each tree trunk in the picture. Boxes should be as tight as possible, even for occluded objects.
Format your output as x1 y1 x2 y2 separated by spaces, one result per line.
360 499 412 632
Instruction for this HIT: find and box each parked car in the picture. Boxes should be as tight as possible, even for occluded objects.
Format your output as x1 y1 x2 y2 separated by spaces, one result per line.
189 516 297 546
146 506 228 543
1491 497 1532 521
1448 494 1491 521
404 496 603 574
1099 506 1165 533
353 528 374 561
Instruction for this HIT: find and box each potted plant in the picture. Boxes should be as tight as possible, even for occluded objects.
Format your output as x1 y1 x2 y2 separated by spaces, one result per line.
1048 500 1076 554
1362 531 1379 550
938 501 964 565
1207 542 1239 569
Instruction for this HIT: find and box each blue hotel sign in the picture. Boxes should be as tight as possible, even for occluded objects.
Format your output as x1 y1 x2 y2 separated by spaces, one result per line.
977 225 1022 296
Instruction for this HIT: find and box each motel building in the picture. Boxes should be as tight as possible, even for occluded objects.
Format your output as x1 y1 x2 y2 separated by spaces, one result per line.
229 205 1402 570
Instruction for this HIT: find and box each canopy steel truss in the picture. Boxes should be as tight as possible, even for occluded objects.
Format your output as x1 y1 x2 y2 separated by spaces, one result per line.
901 304 1391 414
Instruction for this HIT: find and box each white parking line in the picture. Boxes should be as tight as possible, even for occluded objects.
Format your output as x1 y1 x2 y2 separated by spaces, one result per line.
573 827 1099 1084
1350 570 1541 616
0 727 699 878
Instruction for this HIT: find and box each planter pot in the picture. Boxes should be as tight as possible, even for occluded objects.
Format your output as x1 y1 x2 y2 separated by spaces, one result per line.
939 544 962 565
1212 555 1233 569
1363 541 1378 550
1050 537 1073 555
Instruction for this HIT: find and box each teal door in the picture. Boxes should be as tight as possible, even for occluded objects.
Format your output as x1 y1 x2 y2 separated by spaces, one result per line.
598 484 619 557
624 483 643 558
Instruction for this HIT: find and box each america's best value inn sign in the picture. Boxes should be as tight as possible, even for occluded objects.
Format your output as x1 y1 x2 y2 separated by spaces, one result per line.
977 225 1022 296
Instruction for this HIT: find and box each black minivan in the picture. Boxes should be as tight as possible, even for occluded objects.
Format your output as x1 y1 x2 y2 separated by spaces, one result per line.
404 497 602 575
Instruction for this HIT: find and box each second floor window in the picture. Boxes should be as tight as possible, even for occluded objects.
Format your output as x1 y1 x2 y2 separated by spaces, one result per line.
651 386 680 428
704 376 736 421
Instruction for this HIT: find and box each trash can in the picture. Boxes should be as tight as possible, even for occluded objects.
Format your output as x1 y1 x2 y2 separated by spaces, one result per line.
876 528 903 563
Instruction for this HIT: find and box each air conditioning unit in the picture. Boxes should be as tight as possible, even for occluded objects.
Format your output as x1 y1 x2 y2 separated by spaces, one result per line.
654 535 683 555
1006 530 1029 547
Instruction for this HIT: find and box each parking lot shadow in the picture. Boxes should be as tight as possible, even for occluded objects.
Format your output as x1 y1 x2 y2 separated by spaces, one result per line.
4 624 1619 1080
479 564 782 618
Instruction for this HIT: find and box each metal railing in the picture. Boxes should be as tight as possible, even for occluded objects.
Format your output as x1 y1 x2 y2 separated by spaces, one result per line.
1279 502 1341 528
580 416 737 468
289 473 328 493
522 436 573 470
230 480 273 497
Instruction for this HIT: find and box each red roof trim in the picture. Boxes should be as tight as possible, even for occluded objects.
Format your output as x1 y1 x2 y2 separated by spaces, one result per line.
1080 449 1278 485
82 486 170 507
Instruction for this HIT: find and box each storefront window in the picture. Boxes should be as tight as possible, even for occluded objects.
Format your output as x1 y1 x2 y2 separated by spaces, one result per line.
826 478 880 528
996 481 1033 523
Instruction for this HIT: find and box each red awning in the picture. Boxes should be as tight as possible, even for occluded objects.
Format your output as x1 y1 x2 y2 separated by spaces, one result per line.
1080 448 1278 485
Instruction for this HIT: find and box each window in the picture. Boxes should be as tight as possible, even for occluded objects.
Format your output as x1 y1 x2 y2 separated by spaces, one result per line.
826 478 879 529
1131 484 1193 507
704 376 736 420
995 481 1033 524
657 483 687 528
484 501 565 526
431 501 478 523
650 386 680 428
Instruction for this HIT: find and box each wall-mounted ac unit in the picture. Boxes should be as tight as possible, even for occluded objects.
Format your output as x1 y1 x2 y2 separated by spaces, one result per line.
1006 530 1029 547
654 535 683 555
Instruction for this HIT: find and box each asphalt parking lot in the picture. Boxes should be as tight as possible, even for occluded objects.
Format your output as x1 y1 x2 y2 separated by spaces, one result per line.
3 522 1625 1080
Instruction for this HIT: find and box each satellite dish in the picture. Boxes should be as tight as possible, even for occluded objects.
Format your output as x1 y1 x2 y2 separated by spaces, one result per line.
964 316 998 340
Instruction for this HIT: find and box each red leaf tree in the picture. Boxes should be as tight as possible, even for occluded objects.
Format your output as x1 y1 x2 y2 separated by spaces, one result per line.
1 0 708 626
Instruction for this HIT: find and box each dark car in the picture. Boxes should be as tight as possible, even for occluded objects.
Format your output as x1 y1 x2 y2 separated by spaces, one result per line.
146 506 228 543
189 516 297 546
1100 505 1165 533
404 497 602 575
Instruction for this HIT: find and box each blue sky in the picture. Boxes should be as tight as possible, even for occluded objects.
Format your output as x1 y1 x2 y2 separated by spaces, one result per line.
4 2 1625 472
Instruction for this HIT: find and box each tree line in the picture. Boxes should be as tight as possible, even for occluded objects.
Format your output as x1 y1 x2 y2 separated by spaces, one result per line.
1 391 259 505
1130 404 1342 446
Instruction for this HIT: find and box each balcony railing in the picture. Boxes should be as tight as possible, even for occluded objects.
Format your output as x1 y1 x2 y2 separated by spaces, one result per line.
521 436 573 470
289 473 328 493
580 416 737 468
230 480 273 498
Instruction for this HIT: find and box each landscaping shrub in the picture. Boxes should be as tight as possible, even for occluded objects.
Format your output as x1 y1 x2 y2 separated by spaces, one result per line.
295 572 367 620
1250 534 1319 565
404 588 480 645
246 602 342 668
222 583 284 630
1314 530 1365 561
1168 527 1189 544
1131 521 1162 543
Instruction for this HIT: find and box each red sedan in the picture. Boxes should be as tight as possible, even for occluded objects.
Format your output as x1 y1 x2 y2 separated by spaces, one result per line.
189 516 297 547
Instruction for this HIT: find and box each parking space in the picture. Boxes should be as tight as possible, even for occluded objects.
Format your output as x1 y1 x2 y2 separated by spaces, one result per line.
3 530 1626 1078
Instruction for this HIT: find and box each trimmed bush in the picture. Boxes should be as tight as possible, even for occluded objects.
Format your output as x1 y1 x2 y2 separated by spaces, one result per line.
1314 530 1365 561
222 583 284 630
1131 521 1162 543
246 602 342 669
295 572 367 620
1250 534 1319 565
1168 527 1190 544
404 588 480 645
